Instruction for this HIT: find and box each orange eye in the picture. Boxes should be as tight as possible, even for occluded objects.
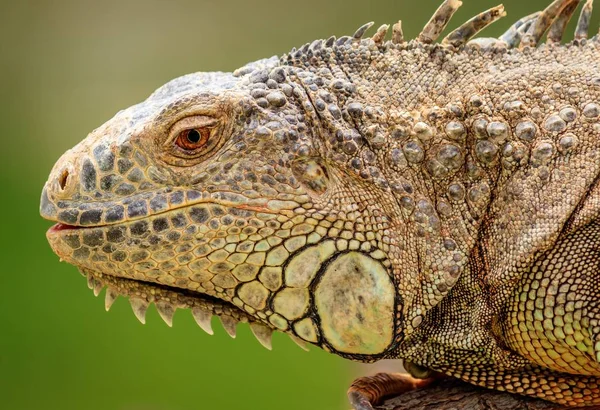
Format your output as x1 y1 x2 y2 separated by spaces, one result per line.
175 128 210 151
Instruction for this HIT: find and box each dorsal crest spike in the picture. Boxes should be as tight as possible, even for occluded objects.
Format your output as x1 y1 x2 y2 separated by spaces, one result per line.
521 0 580 48
336 36 351 46
499 12 540 48
309 39 323 52
442 4 507 48
418 0 463 44
547 0 580 44
353 22 374 40
575 0 594 40
372 24 389 46
392 20 405 44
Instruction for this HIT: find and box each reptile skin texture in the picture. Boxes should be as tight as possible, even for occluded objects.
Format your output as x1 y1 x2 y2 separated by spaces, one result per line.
40 0 600 408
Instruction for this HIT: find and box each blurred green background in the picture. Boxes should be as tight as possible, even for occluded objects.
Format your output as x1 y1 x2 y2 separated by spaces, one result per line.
1 0 595 409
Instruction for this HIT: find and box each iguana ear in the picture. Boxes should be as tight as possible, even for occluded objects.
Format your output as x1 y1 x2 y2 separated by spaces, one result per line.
313 250 397 357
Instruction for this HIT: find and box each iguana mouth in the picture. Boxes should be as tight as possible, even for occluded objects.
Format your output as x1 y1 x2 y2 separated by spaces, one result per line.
41 184 291 230
48 223 86 232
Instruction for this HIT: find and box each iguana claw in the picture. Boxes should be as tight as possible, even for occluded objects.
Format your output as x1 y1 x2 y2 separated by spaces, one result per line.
347 372 437 410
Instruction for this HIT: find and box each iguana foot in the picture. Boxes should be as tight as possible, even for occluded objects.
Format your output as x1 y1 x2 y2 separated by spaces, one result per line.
347 372 437 410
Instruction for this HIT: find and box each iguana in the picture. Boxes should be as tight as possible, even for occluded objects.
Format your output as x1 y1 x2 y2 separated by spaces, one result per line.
40 0 600 408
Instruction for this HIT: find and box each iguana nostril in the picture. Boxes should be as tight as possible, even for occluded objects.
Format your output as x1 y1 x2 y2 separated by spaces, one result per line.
58 169 69 191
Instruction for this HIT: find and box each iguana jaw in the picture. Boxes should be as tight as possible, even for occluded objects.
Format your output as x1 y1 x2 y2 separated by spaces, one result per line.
42 193 400 359
42 204 306 351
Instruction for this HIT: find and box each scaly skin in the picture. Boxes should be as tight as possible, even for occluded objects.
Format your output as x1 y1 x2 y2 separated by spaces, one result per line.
41 0 600 408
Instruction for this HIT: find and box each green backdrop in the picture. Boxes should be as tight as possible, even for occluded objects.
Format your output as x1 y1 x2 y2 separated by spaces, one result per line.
1 0 596 409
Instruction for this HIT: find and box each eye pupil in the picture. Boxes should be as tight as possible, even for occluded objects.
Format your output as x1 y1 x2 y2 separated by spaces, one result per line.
187 129 201 144
174 125 211 152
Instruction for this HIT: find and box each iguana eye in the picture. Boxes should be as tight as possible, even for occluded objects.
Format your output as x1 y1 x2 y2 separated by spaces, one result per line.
175 128 210 151
164 115 222 163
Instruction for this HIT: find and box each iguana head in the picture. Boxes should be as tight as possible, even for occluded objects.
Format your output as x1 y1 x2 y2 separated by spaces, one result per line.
40 47 401 359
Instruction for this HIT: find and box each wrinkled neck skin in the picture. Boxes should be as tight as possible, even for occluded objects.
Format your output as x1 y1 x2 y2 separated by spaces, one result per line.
280 44 488 360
